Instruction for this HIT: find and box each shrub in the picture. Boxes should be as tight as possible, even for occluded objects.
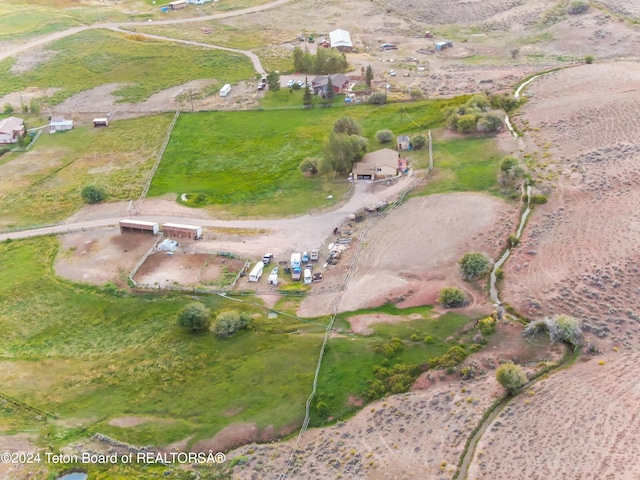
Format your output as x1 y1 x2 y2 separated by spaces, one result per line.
410 333 420 341
178 302 211 332
460 365 475 379
213 309 251 338
424 335 435 345
584 55 594 64
81 185 106 204
299 157 319 175
410 89 423 99
508 235 519 248
103 282 126 297
529 194 548 204
368 93 387 105
3 103 14 115
477 316 496 335
523 315 583 347
456 114 478 133
429 345 468 369
412 135 426 150
315 399 330 418
438 287 468 308
376 129 394 143
567 0 588 14
496 362 527 394
458 252 491 281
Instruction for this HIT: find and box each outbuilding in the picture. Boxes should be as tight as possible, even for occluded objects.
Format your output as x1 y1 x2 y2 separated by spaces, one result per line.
169 0 189 9
49 117 74 133
119 219 160 235
93 117 108 127
397 135 411 151
329 29 353 52
162 223 203 239
248 262 264 282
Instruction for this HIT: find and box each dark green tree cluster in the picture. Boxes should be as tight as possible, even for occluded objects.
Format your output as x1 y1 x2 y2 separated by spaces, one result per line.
373 337 404 358
320 117 367 175
213 310 251 338
292 47 348 75
499 155 526 191
443 94 504 134
428 345 468 369
178 302 211 332
366 363 421 400
266 72 281 92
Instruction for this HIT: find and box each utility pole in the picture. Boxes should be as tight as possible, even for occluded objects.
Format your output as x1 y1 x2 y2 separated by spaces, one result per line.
190 89 194 112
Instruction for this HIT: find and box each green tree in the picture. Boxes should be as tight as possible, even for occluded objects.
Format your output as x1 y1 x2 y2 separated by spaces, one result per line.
499 155 525 189
496 362 527 394
365 64 374 87
459 252 491 281
3 103 14 115
477 113 503 132
266 72 280 92
81 185 106 204
438 287 468 308
456 114 478 133
178 302 211 333
303 77 313 108
333 117 363 136
325 75 335 102
321 131 367 175
213 310 250 338
29 98 40 115
292 46 305 72
368 93 386 105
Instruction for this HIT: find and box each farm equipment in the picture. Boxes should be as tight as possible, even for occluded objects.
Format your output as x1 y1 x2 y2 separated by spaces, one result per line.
425 31 434 38
201 27 211 34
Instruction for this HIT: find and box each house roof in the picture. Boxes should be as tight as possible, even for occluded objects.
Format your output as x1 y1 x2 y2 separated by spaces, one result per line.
311 73 350 89
0 116 24 135
50 117 73 124
329 29 353 48
397 135 410 142
360 148 400 168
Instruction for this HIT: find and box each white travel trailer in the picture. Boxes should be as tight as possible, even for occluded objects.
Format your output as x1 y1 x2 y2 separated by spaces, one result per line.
248 262 264 282
219 84 231 97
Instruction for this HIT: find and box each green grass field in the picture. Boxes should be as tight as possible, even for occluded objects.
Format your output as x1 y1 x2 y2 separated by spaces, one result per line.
0 114 172 230
0 237 474 461
416 134 501 195
149 99 466 216
0 29 255 105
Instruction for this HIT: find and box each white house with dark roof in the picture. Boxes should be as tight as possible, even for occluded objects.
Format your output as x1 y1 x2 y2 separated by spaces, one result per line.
0 116 25 144
329 29 353 52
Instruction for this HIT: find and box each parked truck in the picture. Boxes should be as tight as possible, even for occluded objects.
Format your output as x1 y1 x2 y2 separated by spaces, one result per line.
310 249 319 261
290 253 302 280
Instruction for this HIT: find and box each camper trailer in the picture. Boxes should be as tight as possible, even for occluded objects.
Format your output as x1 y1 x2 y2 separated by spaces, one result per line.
268 267 279 286
303 268 313 284
248 262 264 282
219 84 231 97
290 253 301 269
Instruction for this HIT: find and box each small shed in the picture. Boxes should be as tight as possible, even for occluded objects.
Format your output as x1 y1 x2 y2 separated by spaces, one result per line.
397 135 411 151
93 117 108 127
49 117 74 133
119 219 160 235
162 223 202 239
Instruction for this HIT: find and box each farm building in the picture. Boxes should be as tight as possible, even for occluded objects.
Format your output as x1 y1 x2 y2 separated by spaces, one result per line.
0 116 25 144
397 135 411 151
49 117 74 133
169 0 189 9
435 40 454 51
188 0 212 3
311 74 350 96
93 117 108 127
119 219 160 235
162 223 203 239
329 29 353 52
352 148 403 180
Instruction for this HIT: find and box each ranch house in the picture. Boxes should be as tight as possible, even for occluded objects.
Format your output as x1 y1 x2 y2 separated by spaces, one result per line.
311 74 350 96
352 148 404 180
0 116 25 144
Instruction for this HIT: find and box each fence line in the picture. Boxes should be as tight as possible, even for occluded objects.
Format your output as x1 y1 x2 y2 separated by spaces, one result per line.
127 237 162 287
135 109 180 213
428 129 434 172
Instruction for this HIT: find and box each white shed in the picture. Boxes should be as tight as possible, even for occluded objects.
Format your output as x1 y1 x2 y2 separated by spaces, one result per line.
49 117 74 133
219 84 231 97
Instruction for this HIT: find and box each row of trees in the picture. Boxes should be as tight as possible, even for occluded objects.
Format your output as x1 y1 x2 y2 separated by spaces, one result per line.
292 47 348 75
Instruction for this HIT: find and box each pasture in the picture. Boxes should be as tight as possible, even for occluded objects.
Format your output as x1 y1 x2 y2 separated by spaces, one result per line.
149 98 474 216
0 237 473 455
0 29 255 105
0 114 172 230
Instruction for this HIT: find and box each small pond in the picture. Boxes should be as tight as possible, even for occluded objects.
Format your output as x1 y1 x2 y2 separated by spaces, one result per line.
57 472 88 480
